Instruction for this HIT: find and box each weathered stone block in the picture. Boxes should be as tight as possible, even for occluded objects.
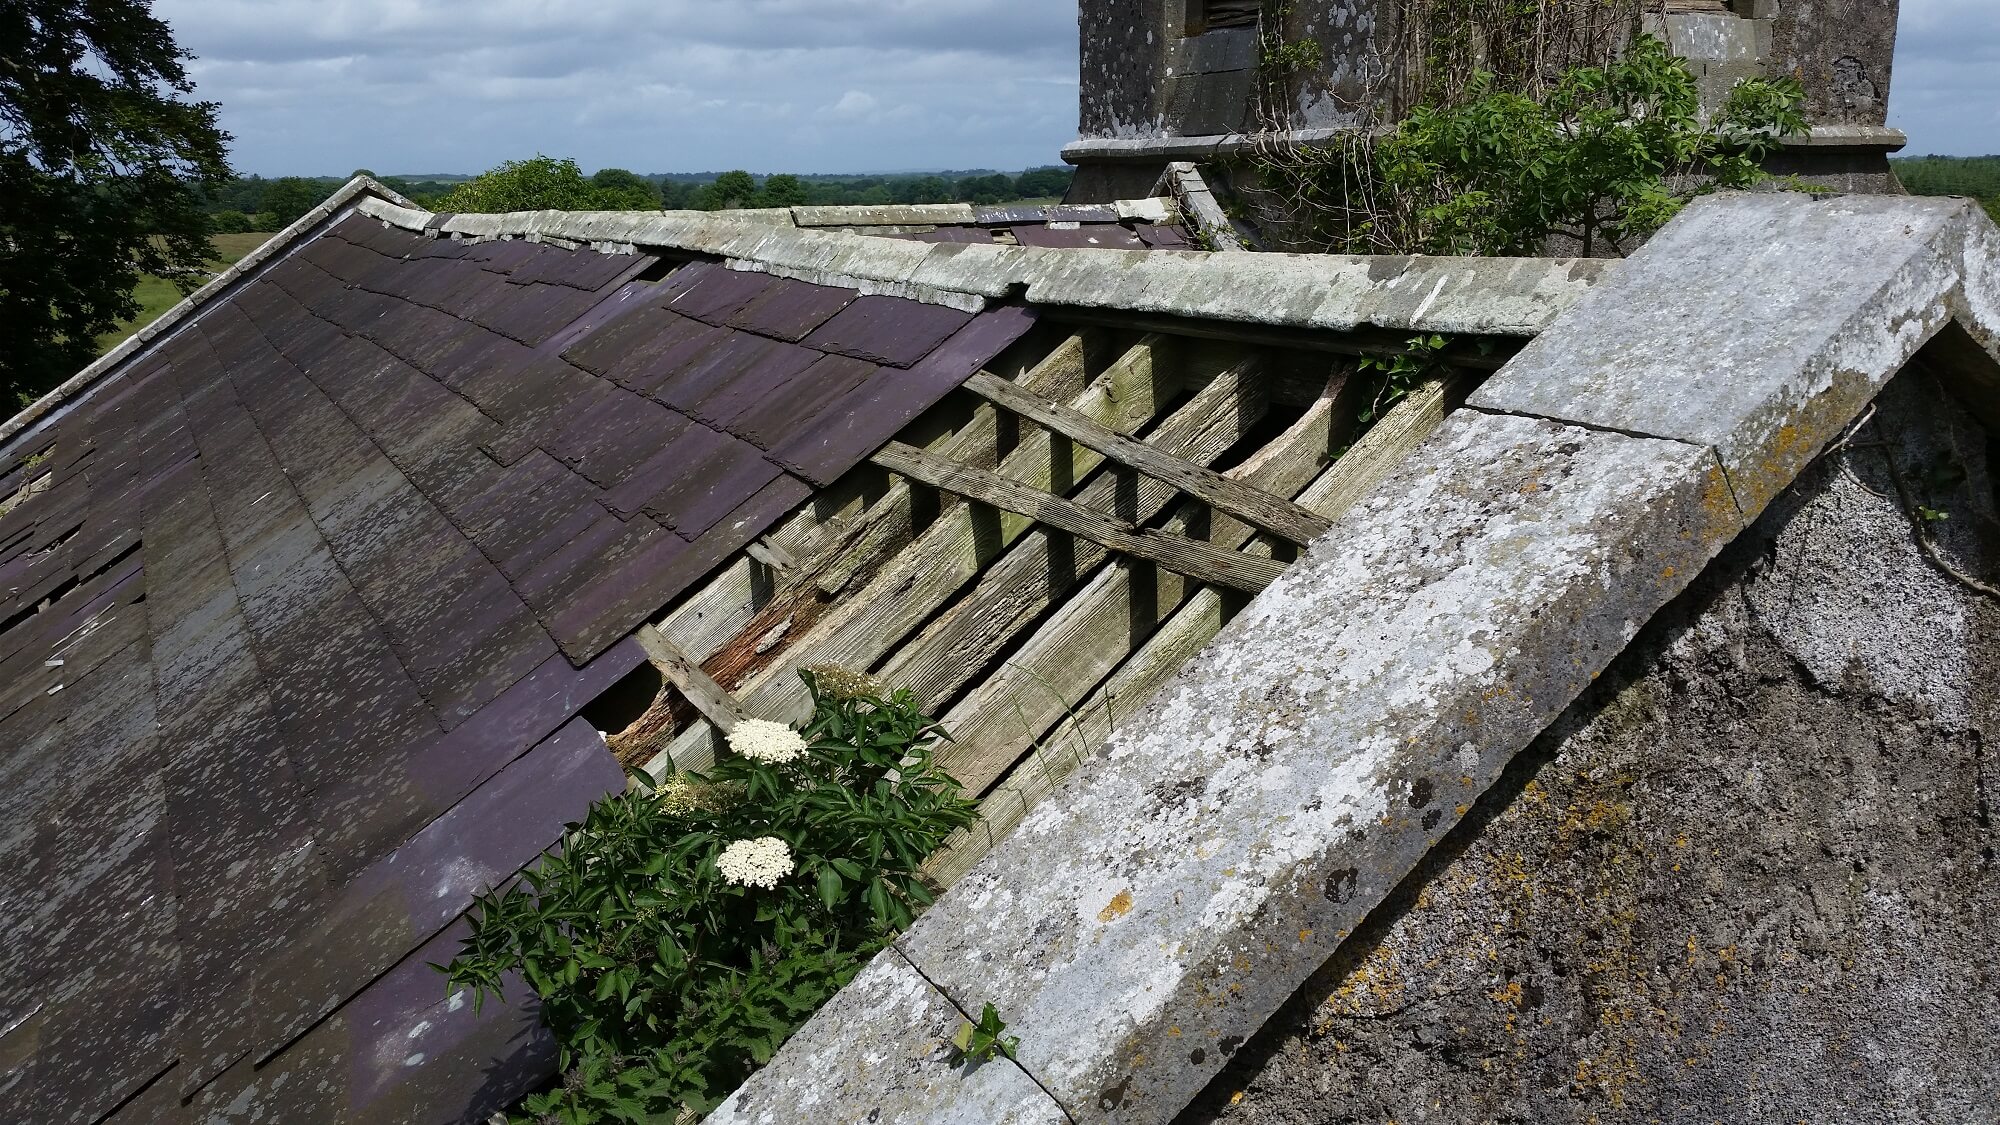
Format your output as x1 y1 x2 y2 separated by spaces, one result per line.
703 949 1067 1125
895 410 1738 1122
1468 192 1989 521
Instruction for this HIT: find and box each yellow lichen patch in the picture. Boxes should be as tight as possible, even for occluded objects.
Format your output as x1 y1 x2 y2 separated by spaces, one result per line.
1097 890 1133 922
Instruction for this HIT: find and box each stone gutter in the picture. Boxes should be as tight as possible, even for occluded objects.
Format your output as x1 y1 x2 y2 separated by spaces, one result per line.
701 193 2000 1123
353 195 1609 338
0 175 417 455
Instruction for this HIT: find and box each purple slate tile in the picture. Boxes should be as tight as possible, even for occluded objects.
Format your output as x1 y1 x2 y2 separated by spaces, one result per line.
471 237 547 275
543 388 695 491
1011 223 1149 250
798 293 975 367
771 304 1037 485
551 473 811 663
540 279 656 358
366 718 620 942
633 429 784 540
564 301 687 378
412 637 646 805
463 280 606 348
657 261 774 324
725 276 857 342
641 328 818 414
530 516 690 662
1136 222 1195 249
246 719 618 1078
723 353 879 451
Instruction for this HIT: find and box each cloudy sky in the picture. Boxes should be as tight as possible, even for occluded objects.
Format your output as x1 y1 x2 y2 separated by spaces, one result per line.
155 0 1998 178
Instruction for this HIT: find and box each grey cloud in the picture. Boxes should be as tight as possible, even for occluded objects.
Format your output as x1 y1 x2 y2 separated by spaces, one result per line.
156 0 1080 174
1891 0 2000 155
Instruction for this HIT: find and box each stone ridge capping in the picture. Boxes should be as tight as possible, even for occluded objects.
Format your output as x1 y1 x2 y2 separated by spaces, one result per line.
0 174 418 455
1467 193 2000 522
697 193 2000 1123
350 194 1611 338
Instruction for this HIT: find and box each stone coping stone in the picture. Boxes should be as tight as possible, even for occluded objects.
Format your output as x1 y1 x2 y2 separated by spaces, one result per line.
703 948 1069 1125
353 196 1610 338
1469 192 2000 521
716 409 1740 1122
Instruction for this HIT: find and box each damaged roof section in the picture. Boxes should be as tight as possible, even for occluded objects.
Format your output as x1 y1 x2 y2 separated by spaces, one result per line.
0 175 1626 1125
0 208 1031 1124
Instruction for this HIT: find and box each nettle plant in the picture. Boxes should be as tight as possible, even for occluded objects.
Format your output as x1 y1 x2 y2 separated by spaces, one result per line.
442 666 978 1124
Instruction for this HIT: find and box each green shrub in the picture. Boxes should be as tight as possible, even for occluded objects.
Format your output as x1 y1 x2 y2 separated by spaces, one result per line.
441 667 979 1123
208 209 253 234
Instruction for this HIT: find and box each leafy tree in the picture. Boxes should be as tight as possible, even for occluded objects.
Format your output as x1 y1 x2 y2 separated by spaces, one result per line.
892 175 952 205
1 0 232 404
1251 35 1807 256
759 173 809 208
692 169 759 210
1013 166 1074 199
261 176 326 226
590 166 662 210
438 155 603 213
208 209 253 234
954 173 1015 205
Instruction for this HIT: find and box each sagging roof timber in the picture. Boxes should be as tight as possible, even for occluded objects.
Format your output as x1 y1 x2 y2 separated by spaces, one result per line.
0 175 1622 1123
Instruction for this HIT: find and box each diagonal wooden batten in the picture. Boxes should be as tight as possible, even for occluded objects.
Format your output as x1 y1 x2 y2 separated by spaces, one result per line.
917 368 1355 797
638 333 1097 676
646 333 1186 778
634 623 747 734
962 370 1332 546
869 441 1286 594
920 373 1474 887
871 361 1279 723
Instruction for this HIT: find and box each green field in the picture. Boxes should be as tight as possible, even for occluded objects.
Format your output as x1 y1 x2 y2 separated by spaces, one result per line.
94 232 276 355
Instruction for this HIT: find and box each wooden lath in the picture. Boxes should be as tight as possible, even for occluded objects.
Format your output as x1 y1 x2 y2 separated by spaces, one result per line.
960 371 1332 546
648 334 1259 775
635 624 746 734
617 321 1472 900
920 373 1476 886
869 440 1285 594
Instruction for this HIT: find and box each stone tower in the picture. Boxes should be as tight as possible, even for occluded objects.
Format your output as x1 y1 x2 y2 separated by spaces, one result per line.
1066 0 1907 202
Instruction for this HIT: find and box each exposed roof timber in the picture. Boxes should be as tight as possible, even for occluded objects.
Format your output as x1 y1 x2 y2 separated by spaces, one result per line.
870 440 1285 594
0 176 418 454
635 624 746 734
647 336 1244 779
921 371 1472 888
961 370 1331 545
351 194 1609 340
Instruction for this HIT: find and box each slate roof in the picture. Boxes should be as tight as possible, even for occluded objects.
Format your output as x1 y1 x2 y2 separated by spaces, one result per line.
0 210 1032 1124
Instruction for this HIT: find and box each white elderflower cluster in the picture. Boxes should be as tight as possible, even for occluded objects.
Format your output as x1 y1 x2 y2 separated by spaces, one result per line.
717 836 794 889
728 718 807 764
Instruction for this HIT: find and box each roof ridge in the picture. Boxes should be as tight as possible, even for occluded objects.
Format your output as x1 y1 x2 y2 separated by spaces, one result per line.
0 175 418 455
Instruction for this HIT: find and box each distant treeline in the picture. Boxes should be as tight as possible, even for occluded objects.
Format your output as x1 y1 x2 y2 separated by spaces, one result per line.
1892 155 2000 219
200 165 1076 232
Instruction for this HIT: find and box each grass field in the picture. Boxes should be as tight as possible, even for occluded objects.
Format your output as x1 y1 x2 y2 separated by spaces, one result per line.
94 232 277 355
